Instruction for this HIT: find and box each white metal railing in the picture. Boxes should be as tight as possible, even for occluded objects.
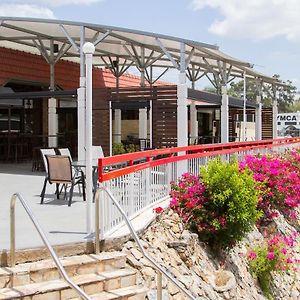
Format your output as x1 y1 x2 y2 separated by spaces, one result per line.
98 140 300 239
95 187 196 300
10 193 91 300
100 166 171 238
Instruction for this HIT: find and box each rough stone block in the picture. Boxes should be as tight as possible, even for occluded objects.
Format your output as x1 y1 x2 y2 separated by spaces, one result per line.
60 287 79 299
32 291 60 300
11 273 30 286
83 281 103 294
121 274 136 288
104 277 121 290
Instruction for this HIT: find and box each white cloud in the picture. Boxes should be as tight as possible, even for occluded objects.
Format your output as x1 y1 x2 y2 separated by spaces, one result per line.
191 0 300 41
41 0 101 5
0 4 55 18
2 0 103 7
0 0 104 19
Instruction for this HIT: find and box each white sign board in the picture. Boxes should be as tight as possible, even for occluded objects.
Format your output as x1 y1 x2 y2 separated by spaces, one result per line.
277 113 300 137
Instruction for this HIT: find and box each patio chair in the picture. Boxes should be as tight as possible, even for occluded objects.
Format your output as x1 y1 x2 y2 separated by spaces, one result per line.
58 148 86 199
40 148 56 173
40 155 86 206
40 148 56 197
58 148 72 161
92 145 104 160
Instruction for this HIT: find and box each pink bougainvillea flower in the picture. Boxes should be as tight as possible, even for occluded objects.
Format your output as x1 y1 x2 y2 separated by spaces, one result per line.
169 198 178 207
248 251 257 260
241 151 300 223
267 252 275 260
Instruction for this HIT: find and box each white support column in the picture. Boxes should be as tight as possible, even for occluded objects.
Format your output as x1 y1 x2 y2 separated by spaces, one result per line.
48 97 58 147
255 95 262 140
177 74 188 147
190 102 198 144
221 85 229 143
139 108 147 139
149 100 153 148
114 109 122 143
83 42 95 234
77 84 85 160
177 42 188 176
48 43 58 148
109 101 112 156
272 92 278 139
78 26 86 161
177 44 188 148
243 72 247 141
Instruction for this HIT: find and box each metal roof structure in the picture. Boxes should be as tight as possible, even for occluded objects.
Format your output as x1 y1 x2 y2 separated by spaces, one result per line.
0 17 284 87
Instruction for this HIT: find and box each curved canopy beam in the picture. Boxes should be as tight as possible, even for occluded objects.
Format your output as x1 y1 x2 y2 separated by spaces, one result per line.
0 16 284 86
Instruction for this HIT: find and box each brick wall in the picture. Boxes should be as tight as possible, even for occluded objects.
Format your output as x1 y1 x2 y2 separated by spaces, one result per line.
0 47 146 89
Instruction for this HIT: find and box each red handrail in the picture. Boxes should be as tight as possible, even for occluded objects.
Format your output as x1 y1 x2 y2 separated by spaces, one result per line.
98 137 300 182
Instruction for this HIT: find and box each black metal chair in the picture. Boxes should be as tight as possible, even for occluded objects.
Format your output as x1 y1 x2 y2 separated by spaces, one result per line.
40 155 86 206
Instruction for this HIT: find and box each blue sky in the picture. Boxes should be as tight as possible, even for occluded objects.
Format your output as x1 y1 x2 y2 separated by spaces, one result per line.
1 0 299 91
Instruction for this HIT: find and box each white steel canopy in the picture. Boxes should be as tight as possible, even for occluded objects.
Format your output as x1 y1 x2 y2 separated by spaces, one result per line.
0 17 283 86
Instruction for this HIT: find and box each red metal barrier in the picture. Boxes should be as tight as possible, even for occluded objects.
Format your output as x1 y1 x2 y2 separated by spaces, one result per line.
98 137 300 182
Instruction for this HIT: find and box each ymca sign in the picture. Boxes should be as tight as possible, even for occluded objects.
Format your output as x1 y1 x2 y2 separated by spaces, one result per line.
277 115 297 121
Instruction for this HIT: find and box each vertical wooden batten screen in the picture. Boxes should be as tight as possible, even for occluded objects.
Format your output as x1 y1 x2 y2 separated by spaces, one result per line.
107 85 178 150
92 88 110 156
151 86 178 148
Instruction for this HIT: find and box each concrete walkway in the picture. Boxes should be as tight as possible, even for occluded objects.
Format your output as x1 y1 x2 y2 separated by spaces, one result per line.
0 163 92 250
0 163 167 252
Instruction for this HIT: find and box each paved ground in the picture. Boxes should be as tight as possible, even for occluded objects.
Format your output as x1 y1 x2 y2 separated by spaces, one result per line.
0 162 93 250
0 162 167 251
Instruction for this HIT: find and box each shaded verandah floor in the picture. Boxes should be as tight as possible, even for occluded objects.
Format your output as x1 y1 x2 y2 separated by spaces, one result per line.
0 163 163 253
0 163 91 250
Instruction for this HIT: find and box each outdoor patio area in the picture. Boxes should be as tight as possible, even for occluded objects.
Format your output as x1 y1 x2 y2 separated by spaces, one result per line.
0 162 163 254
0 163 93 250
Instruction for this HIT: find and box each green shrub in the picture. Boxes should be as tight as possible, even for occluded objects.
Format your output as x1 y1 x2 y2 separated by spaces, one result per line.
247 233 297 300
112 143 126 155
126 143 137 153
170 158 262 249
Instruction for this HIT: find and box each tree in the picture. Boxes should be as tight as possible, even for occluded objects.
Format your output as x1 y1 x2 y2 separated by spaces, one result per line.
273 75 297 112
227 74 297 112
228 80 257 102
203 86 217 93
285 98 300 112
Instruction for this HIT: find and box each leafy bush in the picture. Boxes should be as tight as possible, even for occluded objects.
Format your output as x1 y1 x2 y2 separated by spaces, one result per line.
170 159 262 248
247 232 298 299
112 143 126 155
240 152 300 222
126 143 137 153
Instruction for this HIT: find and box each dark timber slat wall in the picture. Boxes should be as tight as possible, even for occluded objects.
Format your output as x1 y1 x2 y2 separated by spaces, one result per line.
152 86 177 148
229 111 234 141
262 108 273 139
242 108 273 140
93 85 178 152
229 108 273 140
93 88 110 156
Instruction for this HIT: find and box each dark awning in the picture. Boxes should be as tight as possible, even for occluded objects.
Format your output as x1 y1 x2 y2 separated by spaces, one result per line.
0 87 23 106
0 89 77 100
188 88 257 109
